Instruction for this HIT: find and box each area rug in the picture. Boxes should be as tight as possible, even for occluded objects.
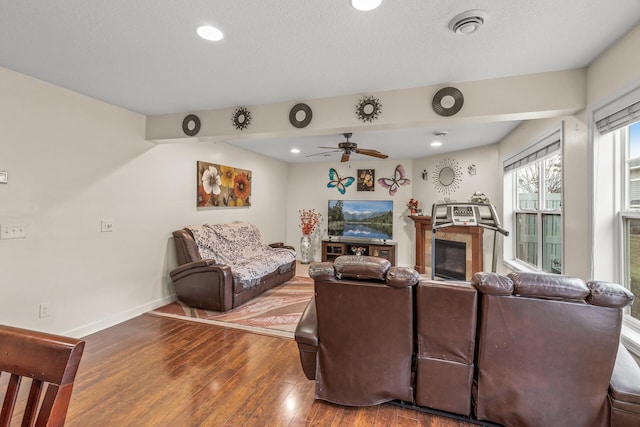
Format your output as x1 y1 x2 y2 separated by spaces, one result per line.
147 276 314 339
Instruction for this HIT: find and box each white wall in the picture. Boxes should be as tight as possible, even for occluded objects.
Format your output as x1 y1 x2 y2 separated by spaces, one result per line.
0 66 289 337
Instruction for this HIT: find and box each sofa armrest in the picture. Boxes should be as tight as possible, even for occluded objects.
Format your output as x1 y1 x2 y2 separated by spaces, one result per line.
295 297 318 380
169 260 234 311
170 259 218 278
269 242 295 251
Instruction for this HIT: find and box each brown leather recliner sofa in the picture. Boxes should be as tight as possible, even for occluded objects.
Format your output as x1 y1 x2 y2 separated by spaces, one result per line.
169 222 296 311
295 256 640 427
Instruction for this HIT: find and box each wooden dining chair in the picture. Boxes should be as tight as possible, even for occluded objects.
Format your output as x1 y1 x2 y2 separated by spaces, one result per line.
0 324 85 427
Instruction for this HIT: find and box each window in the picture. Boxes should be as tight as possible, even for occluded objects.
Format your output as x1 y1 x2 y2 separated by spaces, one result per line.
622 121 640 323
504 129 562 273
592 90 640 354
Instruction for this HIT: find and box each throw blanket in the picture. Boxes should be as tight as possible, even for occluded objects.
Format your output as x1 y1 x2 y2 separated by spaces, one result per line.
187 222 296 289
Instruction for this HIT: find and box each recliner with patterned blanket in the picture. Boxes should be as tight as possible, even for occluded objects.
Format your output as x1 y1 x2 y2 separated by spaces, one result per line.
170 221 296 311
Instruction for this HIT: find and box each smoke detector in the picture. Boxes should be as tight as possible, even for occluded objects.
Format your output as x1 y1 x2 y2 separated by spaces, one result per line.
449 10 487 35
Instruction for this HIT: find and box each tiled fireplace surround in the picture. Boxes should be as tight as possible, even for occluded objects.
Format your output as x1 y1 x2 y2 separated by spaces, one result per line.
410 216 483 281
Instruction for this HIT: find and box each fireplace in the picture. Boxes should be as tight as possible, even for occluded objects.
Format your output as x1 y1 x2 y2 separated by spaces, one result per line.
434 239 467 280
410 216 483 281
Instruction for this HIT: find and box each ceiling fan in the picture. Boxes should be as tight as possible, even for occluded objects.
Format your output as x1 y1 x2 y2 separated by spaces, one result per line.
308 133 389 162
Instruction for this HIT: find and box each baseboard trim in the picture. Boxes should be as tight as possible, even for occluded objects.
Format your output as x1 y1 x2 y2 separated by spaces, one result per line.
62 294 176 338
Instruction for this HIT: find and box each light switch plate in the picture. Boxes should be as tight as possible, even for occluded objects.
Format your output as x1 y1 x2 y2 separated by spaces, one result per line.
0 171 7 183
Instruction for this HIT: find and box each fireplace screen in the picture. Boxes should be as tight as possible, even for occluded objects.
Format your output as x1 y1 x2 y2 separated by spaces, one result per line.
434 239 466 280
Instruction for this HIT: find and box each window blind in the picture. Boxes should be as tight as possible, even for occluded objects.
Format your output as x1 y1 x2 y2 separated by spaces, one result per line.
503 130 561 173
594 86 640 135
596 101 640 134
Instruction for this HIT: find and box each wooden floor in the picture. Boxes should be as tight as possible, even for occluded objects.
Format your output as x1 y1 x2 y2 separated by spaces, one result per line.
62 314 474 427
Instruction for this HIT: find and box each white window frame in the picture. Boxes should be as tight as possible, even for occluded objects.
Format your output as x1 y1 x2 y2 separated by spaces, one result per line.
589 81 640 357
503 127 563 273
620 125 640 356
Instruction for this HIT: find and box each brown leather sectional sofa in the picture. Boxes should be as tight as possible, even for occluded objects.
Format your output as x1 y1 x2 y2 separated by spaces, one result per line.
294 255 640 427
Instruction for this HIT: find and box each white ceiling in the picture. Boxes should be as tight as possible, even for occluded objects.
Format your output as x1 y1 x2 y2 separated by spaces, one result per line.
2 0 639 162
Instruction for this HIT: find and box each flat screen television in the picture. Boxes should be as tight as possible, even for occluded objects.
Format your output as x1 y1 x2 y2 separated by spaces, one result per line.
327 200 393 240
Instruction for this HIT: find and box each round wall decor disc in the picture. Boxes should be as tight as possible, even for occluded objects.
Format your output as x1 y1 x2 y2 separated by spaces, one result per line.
182 114 201 136
289 103 313 128
432 87 464 117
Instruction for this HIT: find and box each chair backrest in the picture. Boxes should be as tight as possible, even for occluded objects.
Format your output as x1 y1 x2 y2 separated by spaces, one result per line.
0 325 85 427
310 256 419 406
471 272 633 427
172 229 202 265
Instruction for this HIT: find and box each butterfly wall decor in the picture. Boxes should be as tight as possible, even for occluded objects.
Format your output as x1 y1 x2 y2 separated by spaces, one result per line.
327 168 355 194
378 164 411 196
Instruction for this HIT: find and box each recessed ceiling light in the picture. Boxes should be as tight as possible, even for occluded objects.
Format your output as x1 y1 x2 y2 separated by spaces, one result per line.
290 148 301 154
196 25 224 41
449 10 487 35
350 0 382 12
431 141 443 147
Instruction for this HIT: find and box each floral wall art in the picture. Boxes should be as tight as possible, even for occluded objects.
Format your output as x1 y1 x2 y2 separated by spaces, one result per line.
357 169 375 191
197 161 252 207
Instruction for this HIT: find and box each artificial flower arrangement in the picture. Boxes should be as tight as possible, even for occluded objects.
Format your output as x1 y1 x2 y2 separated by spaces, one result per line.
299 209 322 235
351 246 366 256
470 191 489 203
407 198 419 210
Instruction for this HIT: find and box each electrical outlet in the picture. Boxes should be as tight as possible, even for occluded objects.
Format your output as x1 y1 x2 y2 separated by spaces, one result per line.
0 224 26 239
101 219 114 232
39 302 51 318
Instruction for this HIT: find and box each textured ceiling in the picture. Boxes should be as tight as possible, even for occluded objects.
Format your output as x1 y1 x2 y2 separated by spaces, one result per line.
1 0 639 161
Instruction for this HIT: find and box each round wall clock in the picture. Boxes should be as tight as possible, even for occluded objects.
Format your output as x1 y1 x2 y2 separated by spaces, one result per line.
289 103 313 128
355 96 382 122
182 114 201 136
232 107 252 131
432 87 464 117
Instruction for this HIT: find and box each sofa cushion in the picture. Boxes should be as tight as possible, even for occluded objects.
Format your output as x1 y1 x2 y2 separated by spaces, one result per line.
471 272 514 295
309 262 336 282
333 255 390 280
587 280 635 308
386 267 420 288
508 271 589 302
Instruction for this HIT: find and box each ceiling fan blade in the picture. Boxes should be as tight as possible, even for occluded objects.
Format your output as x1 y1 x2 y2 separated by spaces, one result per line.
356 148 389 159
341 152 351 162
306 149 341 157
318 146 340 149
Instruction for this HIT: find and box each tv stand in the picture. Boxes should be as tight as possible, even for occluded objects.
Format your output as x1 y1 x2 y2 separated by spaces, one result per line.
322 239 397 266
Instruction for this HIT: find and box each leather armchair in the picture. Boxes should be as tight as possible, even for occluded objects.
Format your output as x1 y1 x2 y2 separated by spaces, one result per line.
294 255 420 406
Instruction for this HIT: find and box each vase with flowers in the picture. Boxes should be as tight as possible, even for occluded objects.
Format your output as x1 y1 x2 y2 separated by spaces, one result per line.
299 209 322 264
407 198 420 215
351 246 366 256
